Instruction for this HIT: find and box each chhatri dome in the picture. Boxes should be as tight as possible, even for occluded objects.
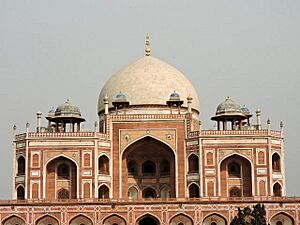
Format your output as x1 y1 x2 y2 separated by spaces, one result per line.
98 35 200 115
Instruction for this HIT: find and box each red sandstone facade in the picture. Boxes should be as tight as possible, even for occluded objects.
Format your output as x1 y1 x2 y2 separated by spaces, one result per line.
1 40 299 224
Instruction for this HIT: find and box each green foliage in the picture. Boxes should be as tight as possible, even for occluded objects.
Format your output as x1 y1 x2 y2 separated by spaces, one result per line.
230 204 269 225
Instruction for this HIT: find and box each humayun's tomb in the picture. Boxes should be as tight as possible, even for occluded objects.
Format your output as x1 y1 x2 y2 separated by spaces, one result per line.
1 36 299 225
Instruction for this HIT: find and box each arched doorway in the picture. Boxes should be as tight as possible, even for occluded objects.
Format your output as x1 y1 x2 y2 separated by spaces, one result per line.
270 212 294 225
46 156 77 199
16 185 25 200
188 154 199 173
273 183 282 197
99 155 110 174
69 215 92 225
138 215 159 225
272 153 281 172
143 187 156 198
220 154 252 197
36 215 59 225
103 214 126 225
17 156 25 176
188 183 200 198
203 214 227 225
98 185 110 199
170 214 193 225
3 215 25 225
122 136 175 199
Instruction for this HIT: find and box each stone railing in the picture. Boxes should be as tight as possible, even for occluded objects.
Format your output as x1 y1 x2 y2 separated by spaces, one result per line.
15 132 109 140
201 129 281 137
109 114 186 120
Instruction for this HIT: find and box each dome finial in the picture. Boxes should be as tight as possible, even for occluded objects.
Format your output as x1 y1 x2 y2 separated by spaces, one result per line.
145 34 151 56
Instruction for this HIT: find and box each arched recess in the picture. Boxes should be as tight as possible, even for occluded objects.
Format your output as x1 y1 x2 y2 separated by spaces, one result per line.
169 213 193 225
45 156 77 199
103 214 126 225
143 187 156 198
160 185 171 198
219 154 252 197
272 153 281 172
128 186 138 199
17 156 25 175
69 215 93 225
188 154 199 173
160 159 170 175
142 160 156 175
202 213 227 225
36 215 59 225
229 186 241 197
2 215 25 225
257 151 265 164
16 185 25 200
128 160 138 176
270 212 294 225
99 155 109 174
98 184 110 199
121 136 176 199
137 214 160 225
188 183 200 198
273 182 282 197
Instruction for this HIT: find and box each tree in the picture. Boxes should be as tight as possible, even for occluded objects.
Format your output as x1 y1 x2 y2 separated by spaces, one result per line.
230 204 269 225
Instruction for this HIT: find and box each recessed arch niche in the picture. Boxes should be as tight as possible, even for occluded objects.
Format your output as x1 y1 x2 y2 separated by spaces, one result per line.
122 136 175 199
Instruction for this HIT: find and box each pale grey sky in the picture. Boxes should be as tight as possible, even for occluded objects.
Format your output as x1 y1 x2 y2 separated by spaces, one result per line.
0 1 299 199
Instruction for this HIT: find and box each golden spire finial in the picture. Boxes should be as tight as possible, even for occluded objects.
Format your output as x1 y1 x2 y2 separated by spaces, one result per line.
145 34 151 56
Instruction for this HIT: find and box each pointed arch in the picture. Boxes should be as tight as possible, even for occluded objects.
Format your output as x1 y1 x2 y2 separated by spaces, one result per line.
121 134 176 156
122 136 176 199
136 214 160 225
203 213 227 225
69 214 93 225
102 214 126 225
160 159 170 175
270 212 294 225
17 155 25 175
43 154 79 199
142 187 156 198
169 213 193 225
2 215 25 225
160 185 171 198
36 215 59 225
272 153 281 172
188 183 200 198
219 153 253 197
128 160 138 176
142 160 156 175
98 184 110 199
128 186 138 199
188 154 199 173
273 182 282 197
99 155 110 174
16 185 25 200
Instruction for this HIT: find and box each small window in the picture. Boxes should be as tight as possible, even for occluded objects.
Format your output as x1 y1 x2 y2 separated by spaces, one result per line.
272 153 281 172
128 160 137 176
160 159 170 175
188 154 199 173
142 161 156 175
229 186 241 197
57 164 69 179
228 162 240 177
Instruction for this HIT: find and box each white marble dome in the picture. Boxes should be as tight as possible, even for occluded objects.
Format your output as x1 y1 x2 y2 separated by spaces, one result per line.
98 56 200 114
